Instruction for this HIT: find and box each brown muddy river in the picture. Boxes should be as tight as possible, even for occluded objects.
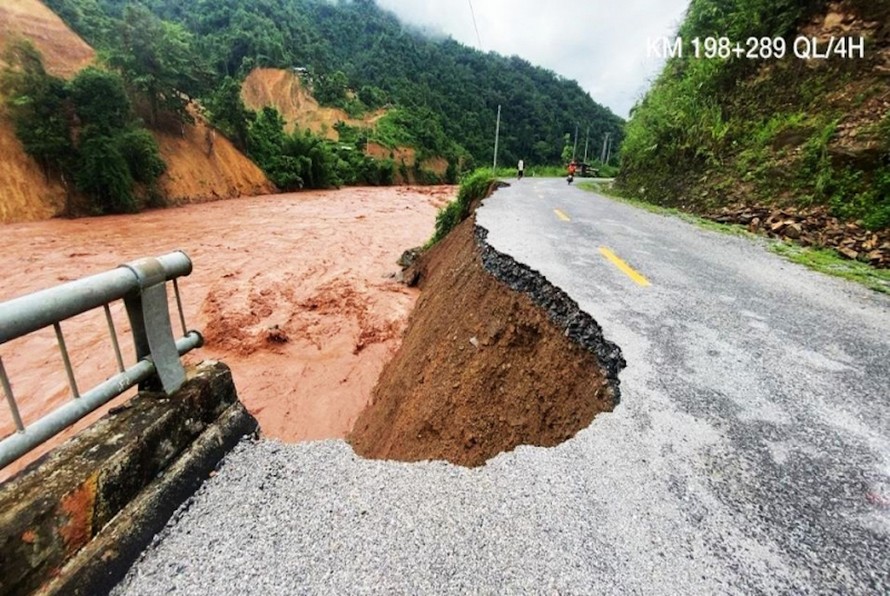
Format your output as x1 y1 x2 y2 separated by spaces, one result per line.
0 186 453 478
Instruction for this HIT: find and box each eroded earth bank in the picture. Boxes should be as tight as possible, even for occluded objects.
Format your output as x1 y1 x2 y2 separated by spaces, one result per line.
350 216 625 466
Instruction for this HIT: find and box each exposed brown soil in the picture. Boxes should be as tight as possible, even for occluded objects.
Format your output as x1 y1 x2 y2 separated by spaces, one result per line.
0 0 95 79
364 142 449 183
0 1 274 224
796 2 889 175
349 217 616 467
0 185 454 480
0 106 66 223
0 0 92 223
240 69 448 183
240 68 386 140
152 112 276 205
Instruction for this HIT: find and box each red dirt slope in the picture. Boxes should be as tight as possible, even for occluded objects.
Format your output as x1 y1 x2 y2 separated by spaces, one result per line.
0 0 94 223
241 67 386 140
153 114 275 205
241 68 448 183
0 0 94 79
349 217 616 467
0 0 274 223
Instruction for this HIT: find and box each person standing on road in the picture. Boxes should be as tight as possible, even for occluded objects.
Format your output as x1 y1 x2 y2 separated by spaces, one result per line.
517 159 524 180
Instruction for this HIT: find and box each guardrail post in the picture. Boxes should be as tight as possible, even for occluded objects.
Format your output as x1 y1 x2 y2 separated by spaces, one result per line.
0 251 201 470
121 256 188 394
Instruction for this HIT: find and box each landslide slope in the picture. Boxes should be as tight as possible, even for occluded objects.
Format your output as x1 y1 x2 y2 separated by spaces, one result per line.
0 0 93 78
0 0 93 223
241 67 447 182
241 67 385 140
350 216 623 467
151 112 274 208
0 0 273 224
619 1 890 238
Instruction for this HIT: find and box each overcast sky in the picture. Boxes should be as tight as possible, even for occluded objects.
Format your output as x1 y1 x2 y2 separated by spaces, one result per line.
374 0 691 119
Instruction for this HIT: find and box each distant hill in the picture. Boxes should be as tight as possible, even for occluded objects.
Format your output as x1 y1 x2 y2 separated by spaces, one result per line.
0 0 273 223
44 0 624 168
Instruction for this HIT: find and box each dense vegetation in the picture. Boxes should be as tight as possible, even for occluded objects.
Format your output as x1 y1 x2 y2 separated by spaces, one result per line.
242 105 395 189
430 169 496 245
619 0 890 230
44 0 623 169
2 41 165 214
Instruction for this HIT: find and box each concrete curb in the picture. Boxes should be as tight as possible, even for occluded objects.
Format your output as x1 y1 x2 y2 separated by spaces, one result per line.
38 402 258 595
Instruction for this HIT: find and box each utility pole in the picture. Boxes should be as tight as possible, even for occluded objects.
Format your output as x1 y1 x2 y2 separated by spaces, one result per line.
583 126 590 163
600 133 611 164
572 124 579 161
605 134 613 165
493 104 501 170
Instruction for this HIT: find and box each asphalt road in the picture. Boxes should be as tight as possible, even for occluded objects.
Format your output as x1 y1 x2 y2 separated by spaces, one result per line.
116 178 890 594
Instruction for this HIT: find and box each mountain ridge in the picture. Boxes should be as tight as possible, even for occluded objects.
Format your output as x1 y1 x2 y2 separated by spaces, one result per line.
44 0 624 168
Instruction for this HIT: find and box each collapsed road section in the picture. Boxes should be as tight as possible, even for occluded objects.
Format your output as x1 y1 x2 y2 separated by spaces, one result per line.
349 215 625 467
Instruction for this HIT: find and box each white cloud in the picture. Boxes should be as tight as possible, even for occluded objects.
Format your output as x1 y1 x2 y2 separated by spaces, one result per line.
374 0 690 118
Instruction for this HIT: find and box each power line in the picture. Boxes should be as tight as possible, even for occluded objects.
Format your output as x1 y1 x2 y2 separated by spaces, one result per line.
467 0 483 50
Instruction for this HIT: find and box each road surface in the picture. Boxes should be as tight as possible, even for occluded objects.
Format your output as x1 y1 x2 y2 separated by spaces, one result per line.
116 178 890 594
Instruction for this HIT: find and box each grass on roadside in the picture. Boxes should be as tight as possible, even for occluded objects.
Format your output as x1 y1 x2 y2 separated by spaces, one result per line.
426 168 497 247
770 243 890 294
578 181 890 294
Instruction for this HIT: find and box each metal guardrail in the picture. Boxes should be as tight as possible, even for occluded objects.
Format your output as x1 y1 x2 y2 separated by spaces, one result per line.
0 251 203 470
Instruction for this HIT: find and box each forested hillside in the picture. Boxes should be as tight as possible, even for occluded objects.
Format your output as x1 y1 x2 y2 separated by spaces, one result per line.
43 0 623 169
0 0 273 222
619 0 889 239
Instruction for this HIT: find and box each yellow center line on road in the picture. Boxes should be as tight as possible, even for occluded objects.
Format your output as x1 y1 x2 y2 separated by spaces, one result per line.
599 247 651 287
554 208 571 222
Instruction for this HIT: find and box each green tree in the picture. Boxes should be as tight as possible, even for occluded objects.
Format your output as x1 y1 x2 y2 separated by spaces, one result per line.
4 43 167 215
561 133 573 163
66 68 166 214
75 135 136 213
314 70 349 106
205 76 253 150
116 128 167 184
1 40 74 181
66 67 131 133
357 85 387 109
107 4 201 125
246 106 287 167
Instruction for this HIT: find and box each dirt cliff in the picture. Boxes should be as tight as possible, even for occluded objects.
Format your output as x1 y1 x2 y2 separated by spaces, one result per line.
349 217 623 467
152 113 275 206
241 68 448 183
0 0 93 223
241 67 386 140
364 142 449 184
0 0 94 78
0 0 274 224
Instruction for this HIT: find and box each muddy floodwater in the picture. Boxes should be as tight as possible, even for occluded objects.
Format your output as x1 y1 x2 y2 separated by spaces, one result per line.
0 186 454 478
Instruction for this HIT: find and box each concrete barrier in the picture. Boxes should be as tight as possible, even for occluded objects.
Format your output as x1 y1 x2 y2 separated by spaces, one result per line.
0 361 257 596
